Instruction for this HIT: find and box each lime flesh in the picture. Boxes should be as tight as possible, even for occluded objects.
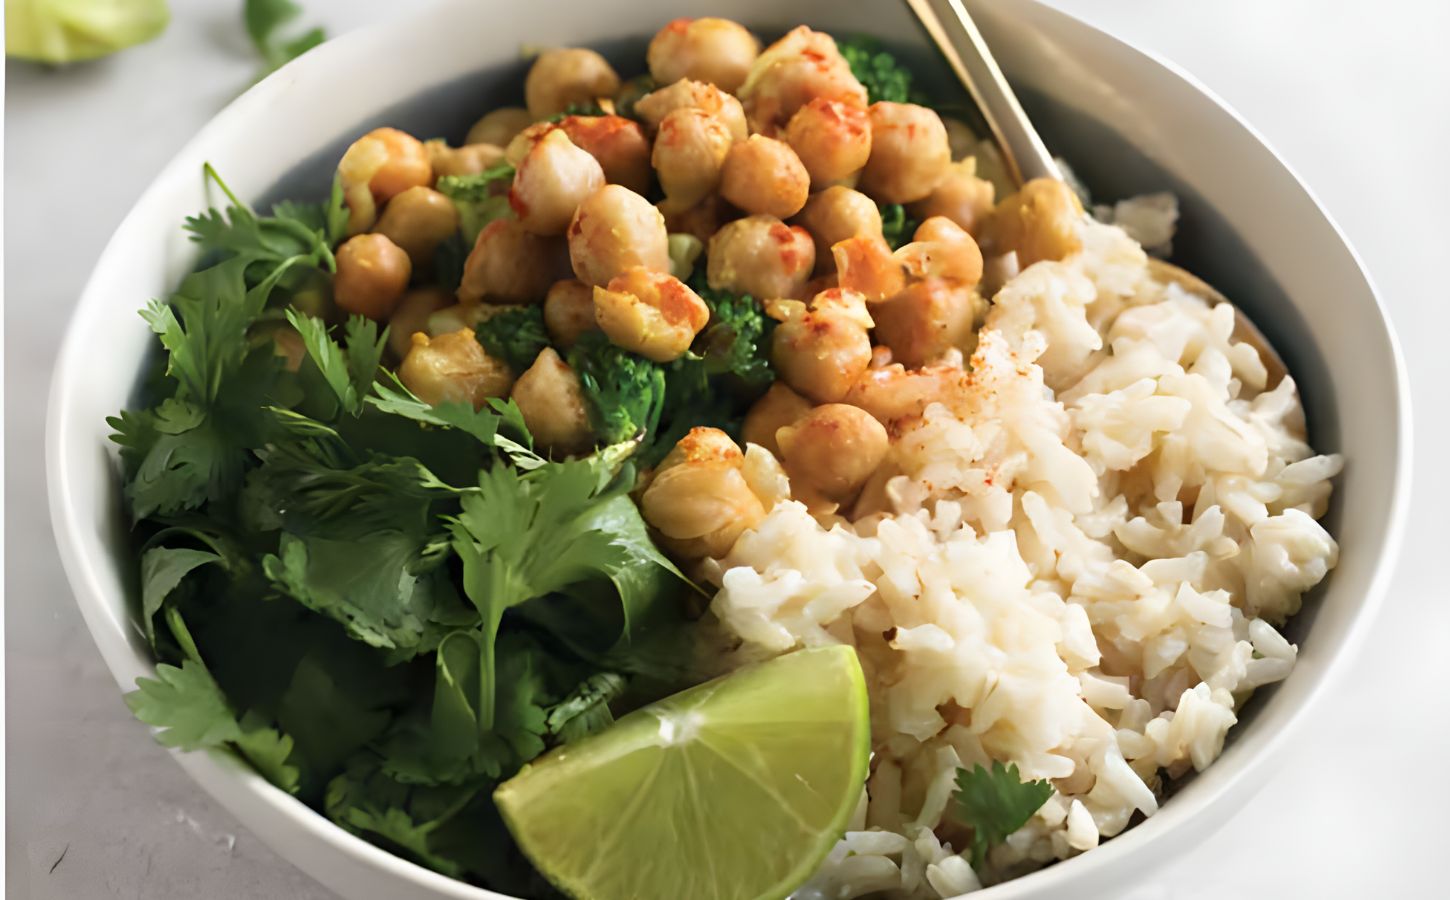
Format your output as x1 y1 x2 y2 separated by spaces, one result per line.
495 645 870 900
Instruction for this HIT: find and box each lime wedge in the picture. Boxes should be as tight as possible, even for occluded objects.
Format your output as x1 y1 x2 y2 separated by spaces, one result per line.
495 645 870 900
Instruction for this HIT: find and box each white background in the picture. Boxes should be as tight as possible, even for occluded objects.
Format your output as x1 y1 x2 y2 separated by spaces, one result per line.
5 1 1447 897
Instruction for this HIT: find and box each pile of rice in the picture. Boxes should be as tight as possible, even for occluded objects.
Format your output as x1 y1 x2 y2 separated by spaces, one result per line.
703 218 1341 897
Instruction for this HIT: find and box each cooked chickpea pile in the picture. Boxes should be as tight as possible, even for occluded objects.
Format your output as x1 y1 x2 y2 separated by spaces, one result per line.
315 18 1087 562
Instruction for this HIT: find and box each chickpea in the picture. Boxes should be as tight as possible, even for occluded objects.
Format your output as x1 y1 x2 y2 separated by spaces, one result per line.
504 121 556 167
651 108 734 209
509 129 606 236
387 287 452 358
942 117 979 161
784 98 872 188
511 347 595 454
375 186 459 267
738 26 867 136
634 79 748 142
641 427 766 559
647 17 760 93
858 103 951 204
831 235 905 302
777 404 889 501
908 160 995 236
568 184 671 286
771 291 873 403
334 233 412 320
557 115 652 194
593 266 710 363
466 107 534 147
659 193 729 244
458 218 560 304
742 382 812 458
794 186 883 272
524 48 621 119
845 363 968 424
427 140 506 179
337 127 433 234
720 135 811 220
871 278 979 368
894 217 984 286
707 215 815 301
427 302 504 336
542 279 598 347
270 327 306 372
981 177 1084 267
398 329 513 409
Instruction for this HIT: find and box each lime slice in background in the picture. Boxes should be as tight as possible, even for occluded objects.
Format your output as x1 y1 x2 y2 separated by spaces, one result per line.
6 0 170 64
495 645 871 900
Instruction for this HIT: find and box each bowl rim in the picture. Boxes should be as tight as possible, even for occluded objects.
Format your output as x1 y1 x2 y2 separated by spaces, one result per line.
44 1 1412 898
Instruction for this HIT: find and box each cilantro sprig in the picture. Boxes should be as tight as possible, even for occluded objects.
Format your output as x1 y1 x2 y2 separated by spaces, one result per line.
951 761 1055 867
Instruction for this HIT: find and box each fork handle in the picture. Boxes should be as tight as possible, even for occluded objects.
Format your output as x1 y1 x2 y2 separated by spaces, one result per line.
903 0 1062 186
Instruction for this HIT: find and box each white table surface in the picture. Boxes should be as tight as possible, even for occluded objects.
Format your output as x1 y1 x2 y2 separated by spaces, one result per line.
6 1 1447 897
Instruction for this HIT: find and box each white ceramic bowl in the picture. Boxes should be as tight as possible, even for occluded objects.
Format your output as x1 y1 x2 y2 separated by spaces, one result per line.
47 1 1410 898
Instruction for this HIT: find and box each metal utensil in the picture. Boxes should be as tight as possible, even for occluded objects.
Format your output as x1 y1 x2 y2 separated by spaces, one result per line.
904 0 1288 387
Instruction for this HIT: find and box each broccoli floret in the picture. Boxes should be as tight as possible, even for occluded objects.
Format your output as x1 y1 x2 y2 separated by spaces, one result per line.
879 202 920 250
435 163 514 244
838 36 915 104
688 286 775 390
476 306 550 373
567 331 668 445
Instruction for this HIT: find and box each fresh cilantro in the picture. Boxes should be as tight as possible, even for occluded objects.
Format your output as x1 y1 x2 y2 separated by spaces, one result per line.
475 306 550 374
567 331 668 446
244 0 326 76
448 456 687 729
838 35 916 104
285 310 386 416
435 164 515 245
185 164 341 287
324 755 482 878
138 546 225 646
546 672 625 743
126 610 301 792
951 761 1055 867
367 372 540 467
880 202 919 250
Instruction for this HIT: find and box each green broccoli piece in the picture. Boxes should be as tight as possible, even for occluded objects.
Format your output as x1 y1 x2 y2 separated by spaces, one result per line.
567 331 667 445
476 306 550 374
435 163 515 245
688 286 775 391
838 36 915 104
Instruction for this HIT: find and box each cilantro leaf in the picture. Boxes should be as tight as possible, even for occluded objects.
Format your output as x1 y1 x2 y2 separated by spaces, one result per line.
546 672 625 743
126 611 301 793
263 529 469 660
324 756 480 878
244 0 326 75
435 165 515 245
475 306 549 374
185 166 338 286
951 761 1055 867
286 310 387 416
139 547 224 646
367 373 541 468
448 457 687 729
